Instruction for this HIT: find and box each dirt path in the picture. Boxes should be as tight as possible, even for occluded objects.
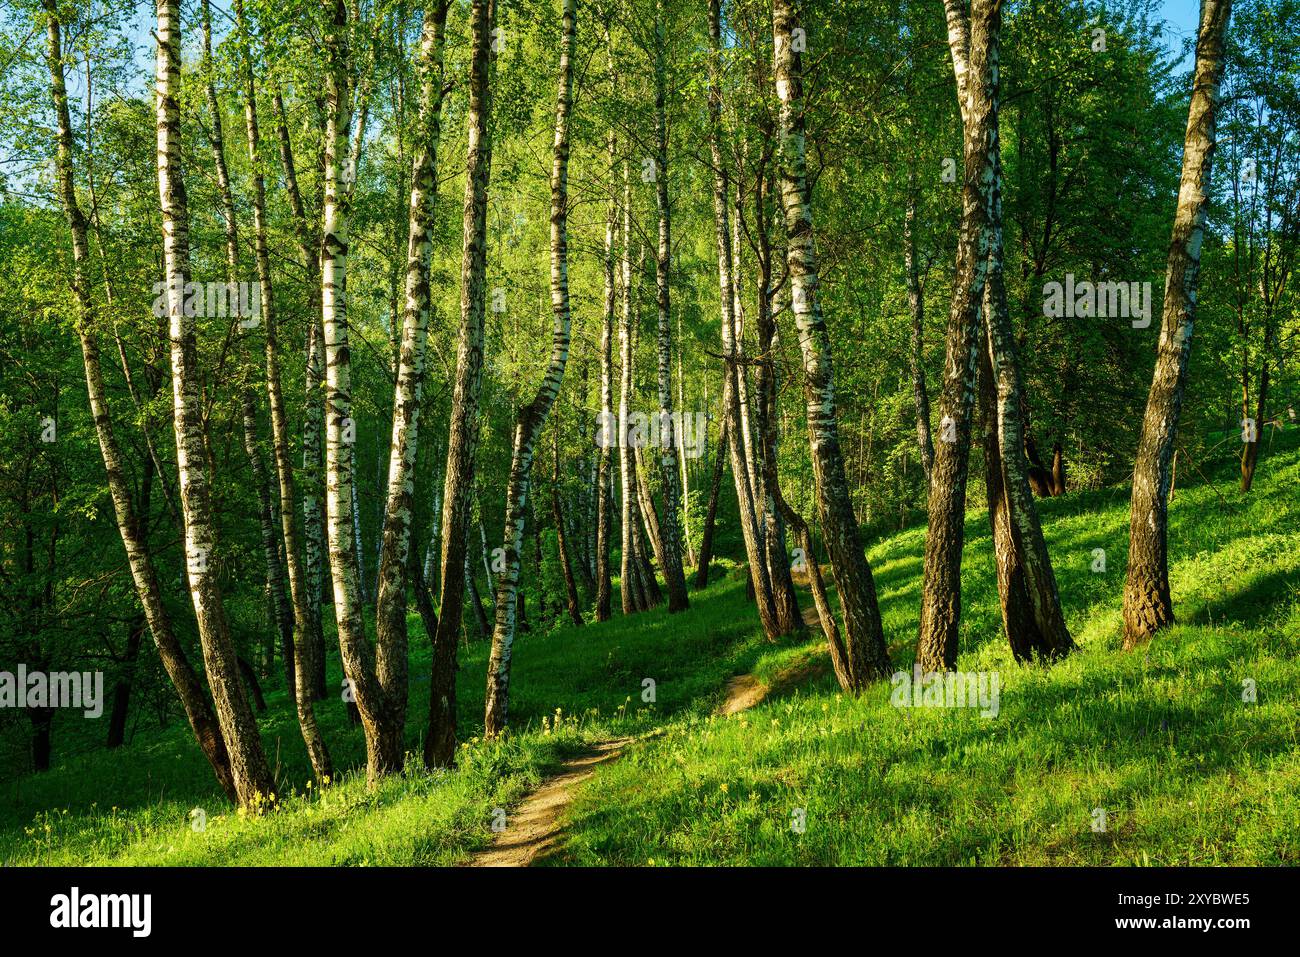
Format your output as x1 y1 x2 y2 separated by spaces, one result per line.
467 737 633 867
468 661 800 867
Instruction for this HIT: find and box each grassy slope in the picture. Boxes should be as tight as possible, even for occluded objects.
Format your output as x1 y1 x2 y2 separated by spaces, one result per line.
3 434 1296 865
0 556 769 865
557 434 1300 866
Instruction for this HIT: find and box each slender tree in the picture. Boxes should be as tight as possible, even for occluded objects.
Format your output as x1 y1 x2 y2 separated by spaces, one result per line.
1124 0 1233 648
43 0 238 802
371 0 452 773
771 0 891 686
427 0 496 767
155 0 275 806
650 0 690 612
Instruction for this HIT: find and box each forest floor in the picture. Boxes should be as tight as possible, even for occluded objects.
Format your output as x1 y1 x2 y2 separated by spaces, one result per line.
2 432 1297 866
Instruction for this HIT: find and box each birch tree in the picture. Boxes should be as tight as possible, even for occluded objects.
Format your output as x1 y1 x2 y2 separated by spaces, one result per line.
915 0 1000 673
481 0 578 738
708 0 780 639
371 0 451 773
1124 0 1233 648
772 0 891 686
426 0 495 768
651 0 689 613
43 0 237 802
155 0 275 806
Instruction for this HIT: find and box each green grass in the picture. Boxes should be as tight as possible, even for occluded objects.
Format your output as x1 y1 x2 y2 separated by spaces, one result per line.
4 433 1297 866
556 434 1300 866
0 559 772 865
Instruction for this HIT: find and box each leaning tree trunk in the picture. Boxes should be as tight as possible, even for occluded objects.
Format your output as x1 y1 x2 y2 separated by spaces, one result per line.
1124 0 1232 648
753 166 803 634
44 0 237 802
426 0 496 768
232 0 334 777
371 2 451 776
484 0 578 737
651 0 690 613
772 0 890 687
199 0 295 694
708 0 780 638
915 0 1000 673
981 151 1074 661
155 0 275 807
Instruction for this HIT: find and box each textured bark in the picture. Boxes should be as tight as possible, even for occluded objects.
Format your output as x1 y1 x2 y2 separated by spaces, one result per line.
708 0 780 638
44 0 237 800
772 0 890 687
981 151 1074 661
595 126 617 620
155 0 275 806
272 72 328 703
484 0 577 737
426 0 496 768
978 314 1038 662
915 0 1000 673
618 162 645 615
1124 0 1232 648
633 446 668 574
371 3 451 776
320 0 391 785
752 167 803 635
651 0 690 613
231 0 334 777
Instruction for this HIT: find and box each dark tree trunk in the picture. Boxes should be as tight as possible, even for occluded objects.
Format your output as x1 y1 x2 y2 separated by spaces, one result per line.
694 414 728 590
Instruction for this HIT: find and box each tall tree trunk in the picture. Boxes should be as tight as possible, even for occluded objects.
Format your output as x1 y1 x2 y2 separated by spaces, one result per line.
708 0 780 638
595 125 617 621
426 0 496 768
618 162 644 615
273 84 330 703
45 5 233 800
1124 0 1232 648
199 0 295 694
485 0 578 736
915 0 1001 673
982 153 1074 660
155 0 275 806
633 445 668 573
321 0 392 784
371 2 452 777
651 0 690 613
753 166 803 634
231 0 334 778
772 0 890 686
